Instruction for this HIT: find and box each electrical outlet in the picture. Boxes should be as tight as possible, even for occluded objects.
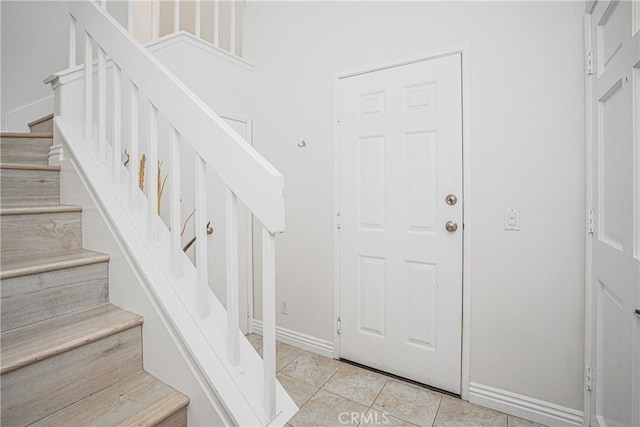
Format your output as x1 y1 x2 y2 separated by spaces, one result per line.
280 299 289 315
504 209 520 231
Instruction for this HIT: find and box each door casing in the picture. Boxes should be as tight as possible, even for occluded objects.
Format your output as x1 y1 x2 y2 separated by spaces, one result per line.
332 45 472 400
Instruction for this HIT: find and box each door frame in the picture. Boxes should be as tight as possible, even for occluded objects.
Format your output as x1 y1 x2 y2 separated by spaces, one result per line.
332 45 472 400
583 6 595 427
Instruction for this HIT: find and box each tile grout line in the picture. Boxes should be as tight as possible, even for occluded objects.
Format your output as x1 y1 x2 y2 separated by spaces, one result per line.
277 347 306 373
358 378 392 427
368 376 390 410
430 393 444 427
259 336 530 427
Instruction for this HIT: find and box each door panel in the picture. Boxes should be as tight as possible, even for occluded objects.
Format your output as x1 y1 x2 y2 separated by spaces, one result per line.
590 1 640 425
338 54 463 393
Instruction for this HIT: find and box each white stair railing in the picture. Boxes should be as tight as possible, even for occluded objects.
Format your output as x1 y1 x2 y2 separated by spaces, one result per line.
107 0 241 56
62 0 284 423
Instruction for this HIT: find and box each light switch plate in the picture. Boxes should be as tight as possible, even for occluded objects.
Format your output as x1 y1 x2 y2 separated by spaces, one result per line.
505 209 520 231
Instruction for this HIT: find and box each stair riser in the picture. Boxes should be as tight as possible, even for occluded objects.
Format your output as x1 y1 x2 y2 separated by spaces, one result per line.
1 325 142 426
156 407 188 427
29 118 54 133
1 262 109 332
0 168 60 207
1 211 82 262
0 137 52 165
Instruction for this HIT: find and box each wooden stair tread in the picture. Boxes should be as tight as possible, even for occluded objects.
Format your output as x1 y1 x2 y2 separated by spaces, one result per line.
32 371 189 427
0 132 53 139
0 205 82 216
27 114 54 129
1 304 143 374
0 249 109 280
0 162 60 171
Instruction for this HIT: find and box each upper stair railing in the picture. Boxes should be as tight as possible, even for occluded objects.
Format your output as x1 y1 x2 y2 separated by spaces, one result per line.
114 0 242 56
60 0 285 424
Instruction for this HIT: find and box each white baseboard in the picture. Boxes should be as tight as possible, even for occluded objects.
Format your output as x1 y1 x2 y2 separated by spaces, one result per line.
469 382 583 427
4 96 53 132
252 320 335 359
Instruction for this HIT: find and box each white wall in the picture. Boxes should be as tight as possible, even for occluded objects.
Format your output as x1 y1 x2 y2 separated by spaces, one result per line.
1 1 68 130
245 1 586 413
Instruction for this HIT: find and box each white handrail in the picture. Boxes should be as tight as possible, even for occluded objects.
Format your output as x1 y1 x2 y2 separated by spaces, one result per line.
61 2 288 423
70 1 284 233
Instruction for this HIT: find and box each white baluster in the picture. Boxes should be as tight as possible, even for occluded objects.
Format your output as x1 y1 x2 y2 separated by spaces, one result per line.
69 15 77 67
126 0 133 33
213 0 219 46
226 187 239 366
98 45 107 161
169 127 182 277
195 155 209 317
194 0 201 38
173 0 180 33
151 0 159 40
84 31 93 140
130 81 139 210
148 104 159 243
229 0 236 55
262 227 276 419
113 64 122 184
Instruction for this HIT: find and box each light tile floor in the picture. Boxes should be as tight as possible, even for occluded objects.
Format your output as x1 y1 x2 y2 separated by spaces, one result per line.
246 334 546 427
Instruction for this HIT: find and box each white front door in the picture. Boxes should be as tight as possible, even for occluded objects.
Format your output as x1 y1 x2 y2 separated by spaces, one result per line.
338 53 463 394
589 1 640 426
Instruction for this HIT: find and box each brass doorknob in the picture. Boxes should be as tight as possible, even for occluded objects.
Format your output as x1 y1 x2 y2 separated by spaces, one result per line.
445 221 458 232
446 194 457 206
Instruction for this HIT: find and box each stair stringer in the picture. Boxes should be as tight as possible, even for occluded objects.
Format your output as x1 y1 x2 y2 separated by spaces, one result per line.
52 118 297 427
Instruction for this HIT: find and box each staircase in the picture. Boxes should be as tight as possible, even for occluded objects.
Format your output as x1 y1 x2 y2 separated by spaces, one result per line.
0 116 189 426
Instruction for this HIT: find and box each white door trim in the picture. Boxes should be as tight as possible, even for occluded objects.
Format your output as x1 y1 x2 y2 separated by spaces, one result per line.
332 44 472 400
582 10 594 427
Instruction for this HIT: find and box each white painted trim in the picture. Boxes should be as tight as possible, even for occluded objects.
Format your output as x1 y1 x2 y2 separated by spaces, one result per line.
46 33 252 93
331 44 472 400
252 320 335 359
332 63 341 360
583 11 595 427
335 45 469 80
469 383 584 427
460 44 473 403
4 95 53 132
146 31 254 69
